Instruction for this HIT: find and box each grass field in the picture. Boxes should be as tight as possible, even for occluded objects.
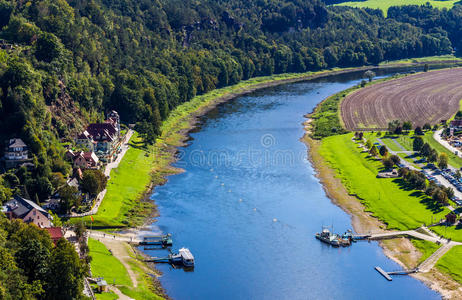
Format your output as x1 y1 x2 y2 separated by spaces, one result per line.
319 133 450 230
336 0 459 16
75 132 156 227
89 238 163 300
380 55 462 65
89 238 132 286
411 239 441 264
436 245 462 284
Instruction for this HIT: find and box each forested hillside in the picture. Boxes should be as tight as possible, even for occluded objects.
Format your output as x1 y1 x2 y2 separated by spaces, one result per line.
0 0 461 207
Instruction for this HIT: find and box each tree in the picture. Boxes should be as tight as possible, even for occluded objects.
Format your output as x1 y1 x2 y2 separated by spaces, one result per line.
15 239 51 284
413 137 424 152
46 239 87 299
388 120 400 133
446 212 457 224
379 145 388 157
390 154 401 166
81 170 107 196
432 188 448 205
364 70 375 82
444 186 455 200
382 157 394 169
403 121 412 131
414 126 423 135
423 123 432 131
366 139 372 149
59 185 78 214
424 63 429 72
438 153 448 169
394 126 403 135
369 145 378 157
420 143 431 157
428 149 438 163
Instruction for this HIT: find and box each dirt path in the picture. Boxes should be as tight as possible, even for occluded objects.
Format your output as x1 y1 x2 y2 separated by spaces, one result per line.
99 237 139 288
109 286 133 300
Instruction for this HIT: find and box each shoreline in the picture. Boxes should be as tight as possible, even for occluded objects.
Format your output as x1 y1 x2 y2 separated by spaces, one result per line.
107 61 462 299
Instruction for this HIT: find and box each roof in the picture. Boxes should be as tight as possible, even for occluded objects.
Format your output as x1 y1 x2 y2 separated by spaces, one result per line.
44 227 63 240
86 123 117 140
179 248 194 260
5 195 49 218
7 138 26 148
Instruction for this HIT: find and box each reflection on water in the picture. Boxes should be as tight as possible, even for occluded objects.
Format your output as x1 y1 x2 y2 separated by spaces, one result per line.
147 68 441 300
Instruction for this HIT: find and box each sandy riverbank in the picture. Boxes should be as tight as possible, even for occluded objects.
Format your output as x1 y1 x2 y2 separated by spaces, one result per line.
302 121 462 299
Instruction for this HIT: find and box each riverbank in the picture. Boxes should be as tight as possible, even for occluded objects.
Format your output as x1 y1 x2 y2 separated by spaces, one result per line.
302 132 462 299
302 70 462 298
89 60 462 299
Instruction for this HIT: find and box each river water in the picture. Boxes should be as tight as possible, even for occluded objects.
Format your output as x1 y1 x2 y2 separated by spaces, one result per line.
146 69 441 299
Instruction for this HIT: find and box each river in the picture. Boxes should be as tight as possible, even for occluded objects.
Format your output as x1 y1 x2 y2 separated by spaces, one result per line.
145 68 441 299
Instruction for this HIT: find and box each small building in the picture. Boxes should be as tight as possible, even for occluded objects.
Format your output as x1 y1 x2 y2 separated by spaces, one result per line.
4 138 31 169
74 111 121 163
97 279 108 292
44 227 64 245
66 150 100 169
4 195 52 228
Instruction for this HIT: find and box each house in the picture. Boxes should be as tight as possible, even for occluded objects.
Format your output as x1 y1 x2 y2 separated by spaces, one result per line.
44 227 64 245
74 111 122 163
66 150 99 169
4 138 31 169
4 195 52 228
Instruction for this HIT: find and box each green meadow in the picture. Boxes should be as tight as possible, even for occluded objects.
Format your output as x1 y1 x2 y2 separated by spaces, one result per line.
436 245 462 284
337 0 458 16
319 133 450 230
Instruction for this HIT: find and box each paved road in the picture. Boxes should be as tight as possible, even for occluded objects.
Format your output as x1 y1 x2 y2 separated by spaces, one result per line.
434 129 462 159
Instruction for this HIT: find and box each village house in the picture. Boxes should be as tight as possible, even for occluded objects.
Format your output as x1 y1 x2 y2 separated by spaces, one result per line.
66 150 100 169
75 111 122 163
3 138 31 169
3 195 52 228
44 227 64 245
450 120 462 132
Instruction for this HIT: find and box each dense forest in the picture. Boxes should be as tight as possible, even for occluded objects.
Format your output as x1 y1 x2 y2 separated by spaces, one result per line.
0 216 87 299
0 0 461 225
0 0 461 297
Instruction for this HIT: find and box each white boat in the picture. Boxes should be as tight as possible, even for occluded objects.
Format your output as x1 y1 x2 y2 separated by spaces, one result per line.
170 247 195 267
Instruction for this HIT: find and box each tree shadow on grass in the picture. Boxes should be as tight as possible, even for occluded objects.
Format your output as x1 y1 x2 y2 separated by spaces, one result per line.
392 178 445 213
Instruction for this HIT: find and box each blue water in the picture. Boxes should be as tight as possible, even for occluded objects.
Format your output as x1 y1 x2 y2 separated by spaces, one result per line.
147 69 441 299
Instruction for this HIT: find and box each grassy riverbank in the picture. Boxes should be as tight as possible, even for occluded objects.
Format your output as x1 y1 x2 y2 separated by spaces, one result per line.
319 133 450 229
436 246 462 284
88 238 163 299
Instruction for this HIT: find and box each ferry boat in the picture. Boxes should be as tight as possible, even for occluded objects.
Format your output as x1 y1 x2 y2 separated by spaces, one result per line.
315 227 340 247
170 247 195 267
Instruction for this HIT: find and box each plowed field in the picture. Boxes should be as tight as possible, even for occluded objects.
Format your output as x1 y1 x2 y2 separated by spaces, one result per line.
341 68 462 130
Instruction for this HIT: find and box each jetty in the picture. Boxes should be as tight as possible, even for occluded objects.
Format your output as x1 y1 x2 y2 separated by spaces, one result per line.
139 234 173 248
375 267 418 281
146 247 195 267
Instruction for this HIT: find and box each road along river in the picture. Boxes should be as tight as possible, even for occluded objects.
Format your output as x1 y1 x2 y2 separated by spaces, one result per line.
145 68 441 299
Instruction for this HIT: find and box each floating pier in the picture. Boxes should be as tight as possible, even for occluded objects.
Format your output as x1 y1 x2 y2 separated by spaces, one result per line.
375 266 418 281
139 234 173 248
375 266 392 281
146 247 195 267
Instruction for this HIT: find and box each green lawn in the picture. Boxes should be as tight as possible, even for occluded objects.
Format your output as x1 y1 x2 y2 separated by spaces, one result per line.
431 225 462 242
337 0 458 16
89 238 163 300
89 238 132 286
411 239 441 264
436 245 462 284
76 132 156 227
319 133 450 230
